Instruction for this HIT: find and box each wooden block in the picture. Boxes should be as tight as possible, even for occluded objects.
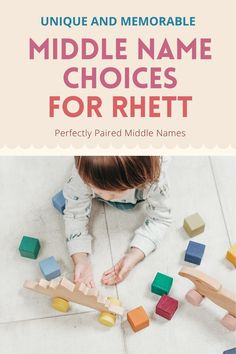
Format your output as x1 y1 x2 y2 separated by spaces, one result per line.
184 241 206 265
223 348 236 354
183 213 205 237
127 306 149 332
226 244 236 266
52 190 65 214
151 272 173 296
49 279 60 289
23 280 38 289
60 278 75 292
52 297 70 313
39 256 61 280
155 295 178 320
19 236 40 259
39 279 50 289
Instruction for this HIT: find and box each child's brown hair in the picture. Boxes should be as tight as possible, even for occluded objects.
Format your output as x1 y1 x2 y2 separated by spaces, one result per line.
74 156 161 191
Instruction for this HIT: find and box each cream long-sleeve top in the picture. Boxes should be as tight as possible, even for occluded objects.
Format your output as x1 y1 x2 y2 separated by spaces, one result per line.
63 157 172 257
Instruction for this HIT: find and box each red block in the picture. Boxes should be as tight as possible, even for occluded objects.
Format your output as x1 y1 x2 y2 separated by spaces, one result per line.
155 294 178 320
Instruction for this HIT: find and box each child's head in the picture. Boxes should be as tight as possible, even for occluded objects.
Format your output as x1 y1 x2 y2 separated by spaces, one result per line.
74 156 160 200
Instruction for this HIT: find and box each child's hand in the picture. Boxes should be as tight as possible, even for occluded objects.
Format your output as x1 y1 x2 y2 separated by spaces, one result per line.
72 253 95 288
101 247 145 285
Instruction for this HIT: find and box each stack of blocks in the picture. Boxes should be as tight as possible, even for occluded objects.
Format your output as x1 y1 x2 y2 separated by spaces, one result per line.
151 272 178 321
183 213 205 237
226 244 236 266
39 256 61 280
52 190 65 214
184 241 206 265
19 236 40 259
127 306 149 332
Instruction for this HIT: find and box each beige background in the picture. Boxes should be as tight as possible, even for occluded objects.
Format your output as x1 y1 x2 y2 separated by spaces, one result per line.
1 0 235 150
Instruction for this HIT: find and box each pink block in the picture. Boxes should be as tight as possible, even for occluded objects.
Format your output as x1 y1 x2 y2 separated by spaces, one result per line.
155 294 178 320
221 314 236 331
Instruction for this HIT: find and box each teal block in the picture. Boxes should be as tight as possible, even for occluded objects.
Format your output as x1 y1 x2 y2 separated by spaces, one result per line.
19 236 40 259
151 272 173 296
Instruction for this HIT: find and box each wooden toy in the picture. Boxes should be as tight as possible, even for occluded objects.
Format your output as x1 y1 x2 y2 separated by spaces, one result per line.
24 277 124 316
127 306 149 332
155 294 178 320
52 297 70 313
151 272 173 296
39 256 61 280
184 241 206 265
52 190 65 214
223 348 236 354
226 243 236 267
183 213 205 237
98 297 122 327
19 236 40 259
179 266 236 331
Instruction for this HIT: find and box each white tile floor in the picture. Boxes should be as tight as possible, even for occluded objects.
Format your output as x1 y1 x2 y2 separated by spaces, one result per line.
0 157 235 354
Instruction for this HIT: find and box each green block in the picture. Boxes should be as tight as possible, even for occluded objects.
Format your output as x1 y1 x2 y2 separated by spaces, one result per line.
19 236 41 259
183 213 205 237
151 272 173 296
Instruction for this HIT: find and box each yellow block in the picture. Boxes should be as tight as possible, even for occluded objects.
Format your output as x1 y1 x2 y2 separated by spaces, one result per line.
226 243 236 266
98 297 122 327
52 297 70 313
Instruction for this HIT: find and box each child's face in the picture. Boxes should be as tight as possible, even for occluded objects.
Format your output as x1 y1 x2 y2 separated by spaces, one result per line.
90 185 130 201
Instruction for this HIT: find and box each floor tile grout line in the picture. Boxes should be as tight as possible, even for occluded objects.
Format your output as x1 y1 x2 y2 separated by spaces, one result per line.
208 156 232 245
0 310 95 326
103 203 129 354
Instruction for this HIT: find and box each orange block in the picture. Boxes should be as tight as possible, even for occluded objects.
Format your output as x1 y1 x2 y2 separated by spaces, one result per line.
127 306 149 332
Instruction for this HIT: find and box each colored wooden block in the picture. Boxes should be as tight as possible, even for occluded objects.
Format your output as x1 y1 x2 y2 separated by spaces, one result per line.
52 190 65 214
52 297 70 312
223 348 236 354
19 236 40 259
151 272 173 296
184 240 206 265
127 306 149 332
183 213 205 237
226 243 236 266
39 256 61 280
155 294 178 320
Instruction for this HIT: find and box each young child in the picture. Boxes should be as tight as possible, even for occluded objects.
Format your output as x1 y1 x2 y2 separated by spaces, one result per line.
63 156 171 288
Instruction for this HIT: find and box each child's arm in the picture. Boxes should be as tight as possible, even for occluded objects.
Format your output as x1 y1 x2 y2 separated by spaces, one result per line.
63 165 95 287
130 157 172 256
63 164 93 256
102 158 172 286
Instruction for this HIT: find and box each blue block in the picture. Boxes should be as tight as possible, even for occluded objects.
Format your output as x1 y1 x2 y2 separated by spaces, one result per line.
52 190 65 214
224 349 236 354
39 256 61 280
184 241 206 265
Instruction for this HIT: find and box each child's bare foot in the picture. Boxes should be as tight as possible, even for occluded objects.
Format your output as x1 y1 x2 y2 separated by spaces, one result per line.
101 247 145 285
72 253 95 288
